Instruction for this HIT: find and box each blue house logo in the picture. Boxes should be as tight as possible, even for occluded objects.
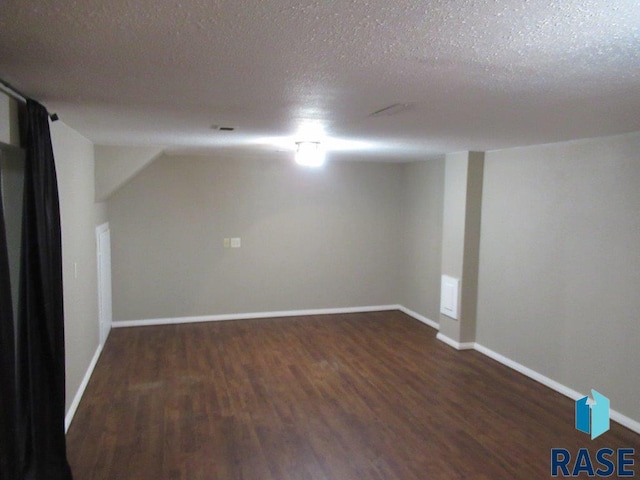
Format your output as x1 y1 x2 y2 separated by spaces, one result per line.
575 389 610 440
551 390 635 476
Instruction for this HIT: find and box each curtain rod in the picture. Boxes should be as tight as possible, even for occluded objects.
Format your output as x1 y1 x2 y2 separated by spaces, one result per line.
0 78 59 121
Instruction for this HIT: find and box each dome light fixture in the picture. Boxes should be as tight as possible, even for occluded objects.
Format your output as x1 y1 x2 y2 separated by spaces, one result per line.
295 141 325 167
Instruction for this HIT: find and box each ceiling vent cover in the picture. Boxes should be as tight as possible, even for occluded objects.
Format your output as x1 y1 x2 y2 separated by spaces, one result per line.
369 103 411 117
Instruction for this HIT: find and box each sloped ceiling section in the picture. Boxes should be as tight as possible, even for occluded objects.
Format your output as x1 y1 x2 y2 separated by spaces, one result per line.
0 0 639 161
94 146 163 201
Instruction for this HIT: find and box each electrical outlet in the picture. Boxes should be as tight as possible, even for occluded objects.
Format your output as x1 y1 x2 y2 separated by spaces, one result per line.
224 238 230 248
231 237 241 248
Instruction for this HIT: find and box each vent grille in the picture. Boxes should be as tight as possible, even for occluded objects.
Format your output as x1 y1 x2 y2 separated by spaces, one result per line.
369 103 411 117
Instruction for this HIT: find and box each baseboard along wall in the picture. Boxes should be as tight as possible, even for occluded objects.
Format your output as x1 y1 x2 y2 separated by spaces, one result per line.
65 343 103 433
111 305 401 328
66 305 640 436
432 330 640 436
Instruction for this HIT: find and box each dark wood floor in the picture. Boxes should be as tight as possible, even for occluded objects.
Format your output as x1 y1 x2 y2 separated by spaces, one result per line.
66 311 639 479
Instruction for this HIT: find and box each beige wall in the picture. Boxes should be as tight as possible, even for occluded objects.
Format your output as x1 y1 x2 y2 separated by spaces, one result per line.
400 159 445 321
50 121 101 412
107 155 405 320
477 132 640 422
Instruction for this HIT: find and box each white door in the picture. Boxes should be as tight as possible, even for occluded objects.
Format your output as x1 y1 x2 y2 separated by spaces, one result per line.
96 223 112 346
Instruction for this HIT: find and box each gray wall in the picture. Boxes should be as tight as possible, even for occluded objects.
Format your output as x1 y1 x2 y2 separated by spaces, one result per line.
107 155 405 320
477 132 640 422
400 159 445 321
50 121 102 412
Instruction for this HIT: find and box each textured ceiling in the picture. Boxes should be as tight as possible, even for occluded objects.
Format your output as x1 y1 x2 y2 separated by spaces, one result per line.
0 0 639 161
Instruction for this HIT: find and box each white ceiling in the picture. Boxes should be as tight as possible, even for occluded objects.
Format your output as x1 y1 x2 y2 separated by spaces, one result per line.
1 0 639 162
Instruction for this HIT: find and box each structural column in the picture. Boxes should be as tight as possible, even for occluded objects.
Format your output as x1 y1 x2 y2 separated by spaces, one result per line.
438 151 484 349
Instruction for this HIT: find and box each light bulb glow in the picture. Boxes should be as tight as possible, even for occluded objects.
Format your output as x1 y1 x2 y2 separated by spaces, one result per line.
295 142 325 167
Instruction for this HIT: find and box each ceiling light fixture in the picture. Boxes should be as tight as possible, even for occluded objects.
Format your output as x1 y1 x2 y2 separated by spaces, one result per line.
295 141 325 167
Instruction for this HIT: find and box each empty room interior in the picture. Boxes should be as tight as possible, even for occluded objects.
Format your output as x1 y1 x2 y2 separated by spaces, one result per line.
1 1 639 478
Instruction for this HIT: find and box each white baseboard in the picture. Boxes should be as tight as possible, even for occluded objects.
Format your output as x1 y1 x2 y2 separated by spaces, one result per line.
436 332 475 350
610 410 640 436
65 342 103 433
473 343 583 400
397 306 439 330
111 304 400 328
82 305 640 436
473 342 640 436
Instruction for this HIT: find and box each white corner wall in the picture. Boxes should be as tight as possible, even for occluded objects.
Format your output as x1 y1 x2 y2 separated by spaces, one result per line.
50 121 102 415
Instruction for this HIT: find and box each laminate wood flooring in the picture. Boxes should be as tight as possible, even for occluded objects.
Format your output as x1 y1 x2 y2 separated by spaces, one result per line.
66 311 640 479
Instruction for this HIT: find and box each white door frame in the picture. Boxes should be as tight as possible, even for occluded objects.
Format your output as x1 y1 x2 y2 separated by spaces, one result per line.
96 222 112 346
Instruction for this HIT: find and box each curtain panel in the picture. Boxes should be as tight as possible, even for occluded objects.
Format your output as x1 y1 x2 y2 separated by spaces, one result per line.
15 100 73 480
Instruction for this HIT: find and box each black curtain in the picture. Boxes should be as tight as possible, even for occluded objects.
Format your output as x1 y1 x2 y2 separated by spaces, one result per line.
16 100 73 480
0 171 18 480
